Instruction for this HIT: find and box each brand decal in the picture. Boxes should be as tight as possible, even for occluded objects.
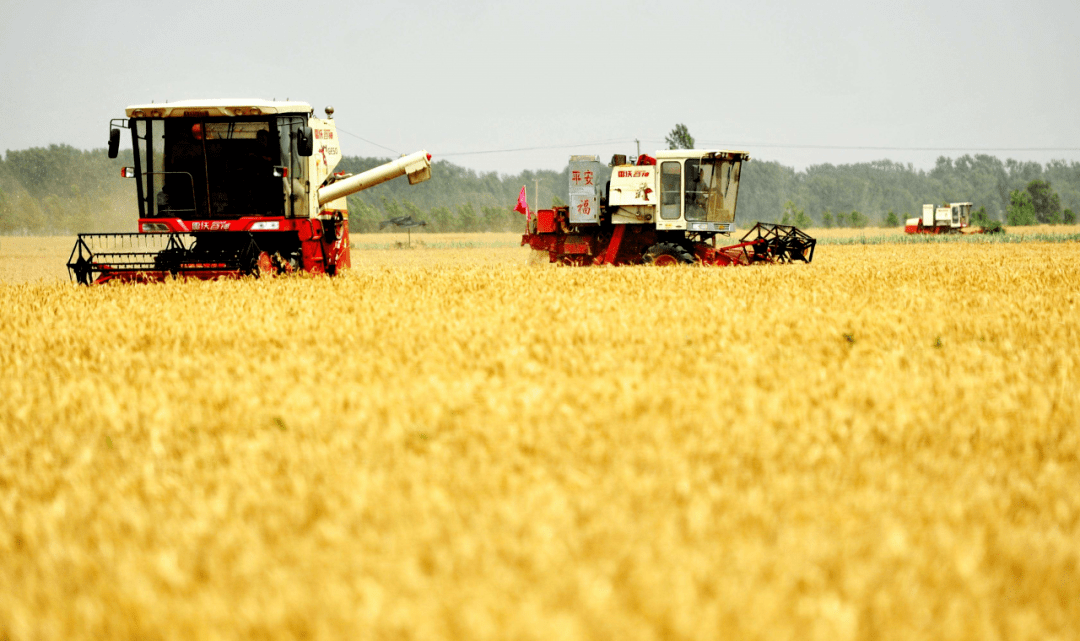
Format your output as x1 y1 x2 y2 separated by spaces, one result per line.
618 170 651 178
191 221 232 231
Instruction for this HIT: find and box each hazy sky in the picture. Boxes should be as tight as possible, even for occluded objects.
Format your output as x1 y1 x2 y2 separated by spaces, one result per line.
2 0 1079 174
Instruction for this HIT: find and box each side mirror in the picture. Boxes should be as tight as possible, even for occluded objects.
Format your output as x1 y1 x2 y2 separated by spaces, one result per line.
297 126 313 157
108 129 121 158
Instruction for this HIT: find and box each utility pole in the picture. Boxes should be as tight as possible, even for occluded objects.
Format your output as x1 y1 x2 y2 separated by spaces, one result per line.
533 177 541 213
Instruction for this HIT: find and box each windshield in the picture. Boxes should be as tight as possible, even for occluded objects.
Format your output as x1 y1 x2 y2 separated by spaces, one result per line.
131 116 308 219
684 158 741 223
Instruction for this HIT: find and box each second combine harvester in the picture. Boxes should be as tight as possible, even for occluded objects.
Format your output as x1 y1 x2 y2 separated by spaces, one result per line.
523 151 815 265
68 99 431 284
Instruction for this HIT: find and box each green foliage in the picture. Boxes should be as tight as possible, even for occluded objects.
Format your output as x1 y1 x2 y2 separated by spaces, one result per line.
551 194 566 208
345 195 380 233
835 210 849 228
0 144 134 234
6 144 1080 236
1065 209 1076 224
737 155 1080 227
456 202 479 232
821 210 834 228
884 210 899 227
780 200 813 228
794 209 812 228
665 124 695 150
849 210 868 228
1025 179 1062 224
820 230 1080 245
1006 189 1038 226
971 206 991 227
336 156 575 234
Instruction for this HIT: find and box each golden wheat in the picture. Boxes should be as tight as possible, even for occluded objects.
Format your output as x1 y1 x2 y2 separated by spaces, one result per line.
1 241 1078 640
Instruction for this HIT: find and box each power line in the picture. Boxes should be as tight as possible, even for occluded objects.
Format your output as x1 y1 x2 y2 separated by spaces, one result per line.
335 127 401 155
694 140 1080 153
335 127 1080 159
438 139 633 157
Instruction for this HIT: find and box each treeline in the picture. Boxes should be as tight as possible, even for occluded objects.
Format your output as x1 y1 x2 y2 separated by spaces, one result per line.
336 156 571 233
3 145 1080 235
739 155 1080 227
0 145 136 234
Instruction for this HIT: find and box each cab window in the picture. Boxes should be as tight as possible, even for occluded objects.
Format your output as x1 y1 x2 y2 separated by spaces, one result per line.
684 159 709 221
660 161 681 220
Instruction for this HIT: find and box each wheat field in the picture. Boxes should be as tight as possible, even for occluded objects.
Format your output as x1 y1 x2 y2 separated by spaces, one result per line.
1 237 1078 640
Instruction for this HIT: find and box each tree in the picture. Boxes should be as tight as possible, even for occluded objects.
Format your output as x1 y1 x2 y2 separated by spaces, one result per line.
379 196 404 223
346 195 380 233
665 124 695 150
780 201 812 227
780 200 799 225
794 209 813 228
821 209 834 228
1026 179 1062 224
835 210 850 227
1065 209 1076 224
884 210 899 227
1006 189 1037 226
455 202 478 231
849 210 868 228
971 206 991 227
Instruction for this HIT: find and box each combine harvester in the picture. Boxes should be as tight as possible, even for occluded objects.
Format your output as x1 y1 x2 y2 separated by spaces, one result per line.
68 99 431 284
522 151 815 265
904 202 972 234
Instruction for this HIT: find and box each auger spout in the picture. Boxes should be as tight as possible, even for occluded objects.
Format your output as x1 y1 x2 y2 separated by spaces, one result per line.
317 150 432 205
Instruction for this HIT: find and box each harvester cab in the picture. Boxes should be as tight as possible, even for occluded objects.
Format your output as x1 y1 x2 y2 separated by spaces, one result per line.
69 99 432 284
607 150 743 233
523 149 815 266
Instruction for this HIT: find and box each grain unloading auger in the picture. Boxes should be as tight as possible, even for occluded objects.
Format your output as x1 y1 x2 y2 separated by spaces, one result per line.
522 150 815 266
68 100 432 285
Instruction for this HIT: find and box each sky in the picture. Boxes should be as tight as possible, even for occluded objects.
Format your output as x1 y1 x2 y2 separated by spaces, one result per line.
2 0 1079 175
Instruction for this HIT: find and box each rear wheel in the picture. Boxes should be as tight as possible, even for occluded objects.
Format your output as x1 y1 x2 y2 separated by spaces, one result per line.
643 243 694 265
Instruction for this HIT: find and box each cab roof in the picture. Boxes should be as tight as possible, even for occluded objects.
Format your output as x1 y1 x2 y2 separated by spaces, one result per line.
125 99 313 118
655 149 750 161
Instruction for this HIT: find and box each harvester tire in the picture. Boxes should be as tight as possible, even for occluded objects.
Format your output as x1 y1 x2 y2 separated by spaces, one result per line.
643 243 695 266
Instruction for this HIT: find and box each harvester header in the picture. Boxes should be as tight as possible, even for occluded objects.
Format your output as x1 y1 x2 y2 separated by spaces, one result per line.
69 99 432 284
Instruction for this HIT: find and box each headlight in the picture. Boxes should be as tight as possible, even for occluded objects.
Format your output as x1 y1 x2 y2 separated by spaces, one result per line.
250 221 280 231
141 222 169 233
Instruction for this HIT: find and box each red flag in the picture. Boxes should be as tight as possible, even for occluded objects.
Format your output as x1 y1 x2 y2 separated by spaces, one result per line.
514 186 529 216
514 185 532 230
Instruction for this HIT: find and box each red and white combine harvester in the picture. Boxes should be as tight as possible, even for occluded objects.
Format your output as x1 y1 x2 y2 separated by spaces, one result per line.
68 99 431 284
522 151 815 265
904 202 972 234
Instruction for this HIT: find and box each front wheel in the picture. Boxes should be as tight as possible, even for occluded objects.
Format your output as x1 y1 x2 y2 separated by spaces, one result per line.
643 243 695 265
